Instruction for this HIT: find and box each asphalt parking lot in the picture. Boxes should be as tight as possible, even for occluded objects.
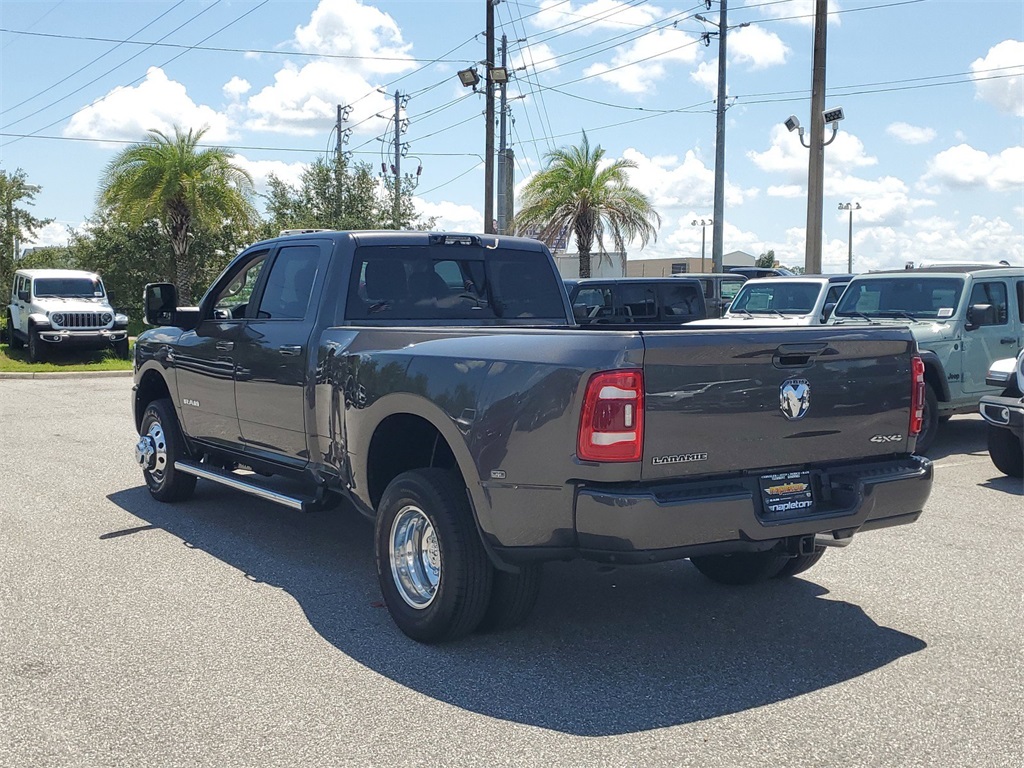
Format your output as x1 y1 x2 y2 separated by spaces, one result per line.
1 377 1021 767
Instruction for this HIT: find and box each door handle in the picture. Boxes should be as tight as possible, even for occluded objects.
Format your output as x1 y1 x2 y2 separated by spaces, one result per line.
279 345 302 356
216 340 234 351
999 337 1016 344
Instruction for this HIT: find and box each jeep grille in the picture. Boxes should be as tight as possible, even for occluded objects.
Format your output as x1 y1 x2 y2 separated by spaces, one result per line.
52 311 110 329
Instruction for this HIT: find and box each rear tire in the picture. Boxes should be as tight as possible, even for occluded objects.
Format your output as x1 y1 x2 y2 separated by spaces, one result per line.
774 547 827 578
478 563 543 632
6 312 23 349
138 398 196 502
987 424 1023 478
914 384 939 454
375 468 493 643
690 550 790 585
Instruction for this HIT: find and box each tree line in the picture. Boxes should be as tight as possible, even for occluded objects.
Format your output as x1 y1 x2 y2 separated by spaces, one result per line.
2 126 662 324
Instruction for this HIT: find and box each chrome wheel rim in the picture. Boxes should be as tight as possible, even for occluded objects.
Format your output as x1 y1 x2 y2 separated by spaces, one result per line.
138 422 168 480
389 505 440 609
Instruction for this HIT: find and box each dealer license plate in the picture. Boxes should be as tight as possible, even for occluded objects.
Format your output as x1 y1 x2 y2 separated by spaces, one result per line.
759 470 816 519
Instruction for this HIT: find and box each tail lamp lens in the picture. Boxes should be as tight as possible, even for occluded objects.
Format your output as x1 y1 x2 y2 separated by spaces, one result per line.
910 356 925 436
577 369 644 462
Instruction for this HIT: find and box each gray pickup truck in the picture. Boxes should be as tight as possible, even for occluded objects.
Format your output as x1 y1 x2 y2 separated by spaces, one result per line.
132 230 933 642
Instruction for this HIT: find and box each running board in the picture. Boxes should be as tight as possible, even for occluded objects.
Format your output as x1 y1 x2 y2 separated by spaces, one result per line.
174 460 308 512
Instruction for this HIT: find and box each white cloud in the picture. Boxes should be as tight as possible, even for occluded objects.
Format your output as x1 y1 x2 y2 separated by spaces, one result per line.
746 0 842 28
925 144 1024 192
23 221 79 249
244 60 394 136
513 42 559 74
729 25 789 69
970 40 1024 117
292 0 414 76
690 60 718 96
231 156 308 196
223 77 251 101
63 67 233 143
582 29 699 94
748 125 876 177
414 199 482 233
886 122 936 145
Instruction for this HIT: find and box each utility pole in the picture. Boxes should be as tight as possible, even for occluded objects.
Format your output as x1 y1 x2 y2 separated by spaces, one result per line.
804 0 828 274
697 1 738 273
839 201 860 272
496 34 513 235
484 0 496 234
392 90 402 229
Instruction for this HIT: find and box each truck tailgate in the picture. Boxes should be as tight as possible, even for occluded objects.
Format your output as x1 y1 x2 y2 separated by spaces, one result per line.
640 327 916 481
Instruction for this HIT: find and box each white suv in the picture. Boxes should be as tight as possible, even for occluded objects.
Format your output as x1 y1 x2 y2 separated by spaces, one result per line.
689 274 853 327
6 269 129 362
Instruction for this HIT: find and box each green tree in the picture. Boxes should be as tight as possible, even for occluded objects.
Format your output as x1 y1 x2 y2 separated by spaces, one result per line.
261 154 434 234
513 132 660 278
756 249 776 269
98 126 257 301
0 168 54 299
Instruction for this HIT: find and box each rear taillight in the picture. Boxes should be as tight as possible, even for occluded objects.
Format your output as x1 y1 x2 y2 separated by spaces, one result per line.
577 369 644 462
910 356 926 436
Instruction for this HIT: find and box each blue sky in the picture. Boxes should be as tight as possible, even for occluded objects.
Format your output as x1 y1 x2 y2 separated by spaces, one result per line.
1 0 1022 272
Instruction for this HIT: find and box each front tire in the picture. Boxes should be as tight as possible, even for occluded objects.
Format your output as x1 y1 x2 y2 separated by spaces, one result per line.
114 338 130 359
914 384 940 454
27 328 45 363
137 398 196 502
375 469 493 643
987 424 1023 478
690 550 790 585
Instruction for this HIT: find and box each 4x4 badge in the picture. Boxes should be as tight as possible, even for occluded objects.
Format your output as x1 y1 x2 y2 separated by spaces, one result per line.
780 378 810 420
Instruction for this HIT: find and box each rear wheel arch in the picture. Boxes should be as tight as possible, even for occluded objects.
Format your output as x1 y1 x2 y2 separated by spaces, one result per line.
366 412 462 512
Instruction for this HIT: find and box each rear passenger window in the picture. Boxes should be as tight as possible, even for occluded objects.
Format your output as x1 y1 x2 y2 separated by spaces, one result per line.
617 284 657 321
660 283 703 318
255 245 320 320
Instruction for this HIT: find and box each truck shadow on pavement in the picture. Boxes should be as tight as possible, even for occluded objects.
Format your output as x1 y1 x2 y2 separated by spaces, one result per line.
107 485 926 737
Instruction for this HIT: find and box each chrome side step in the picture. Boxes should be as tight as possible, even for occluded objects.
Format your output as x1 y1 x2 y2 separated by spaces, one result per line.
174 460 307 512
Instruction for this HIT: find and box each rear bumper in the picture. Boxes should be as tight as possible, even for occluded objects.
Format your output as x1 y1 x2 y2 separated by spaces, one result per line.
567 455 932 563
979 395 1024 438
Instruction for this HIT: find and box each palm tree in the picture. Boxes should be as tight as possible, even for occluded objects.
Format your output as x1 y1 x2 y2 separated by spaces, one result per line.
514 132 660 278
99 126 256 301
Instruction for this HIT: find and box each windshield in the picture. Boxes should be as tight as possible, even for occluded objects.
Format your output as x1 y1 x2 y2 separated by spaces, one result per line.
834 277 965 320
729 282 821 314
33 277 104 299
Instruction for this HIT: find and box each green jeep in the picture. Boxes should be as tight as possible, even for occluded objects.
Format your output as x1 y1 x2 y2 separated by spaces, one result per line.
829 265 1024 452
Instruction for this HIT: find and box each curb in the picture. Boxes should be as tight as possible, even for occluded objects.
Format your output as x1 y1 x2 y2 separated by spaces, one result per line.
0 370 134 380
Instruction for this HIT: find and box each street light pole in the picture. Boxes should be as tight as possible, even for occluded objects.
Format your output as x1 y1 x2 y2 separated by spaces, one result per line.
839 201 861 272
691 218 713 272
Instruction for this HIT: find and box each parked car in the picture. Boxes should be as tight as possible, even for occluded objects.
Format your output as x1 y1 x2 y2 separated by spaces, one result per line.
6 268 130 361
689 274 853 327
829 265 1024 452
978 350 1024 478
564 277 707 325
728 266 796 279
680 272 748 318
133 230 932 642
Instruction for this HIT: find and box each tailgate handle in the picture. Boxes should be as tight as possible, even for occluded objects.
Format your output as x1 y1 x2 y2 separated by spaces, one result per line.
774 343 831 368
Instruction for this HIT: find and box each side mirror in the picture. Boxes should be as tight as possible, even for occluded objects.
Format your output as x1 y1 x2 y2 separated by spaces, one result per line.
17 290 29 302
965 303 995 330
822 302 837 322
144 283 179 326
106 290 116 306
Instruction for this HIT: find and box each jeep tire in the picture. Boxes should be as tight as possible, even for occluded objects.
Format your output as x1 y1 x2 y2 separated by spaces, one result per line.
5 311 22 349
27 327 45 363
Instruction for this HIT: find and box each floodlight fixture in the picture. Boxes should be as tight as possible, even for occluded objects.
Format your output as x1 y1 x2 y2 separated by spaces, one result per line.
457 67 480 88
784 115 801 133
822 106 845 124
489 66 509 84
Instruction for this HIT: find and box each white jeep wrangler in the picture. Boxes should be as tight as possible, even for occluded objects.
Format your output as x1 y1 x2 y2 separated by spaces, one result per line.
5 269 129 362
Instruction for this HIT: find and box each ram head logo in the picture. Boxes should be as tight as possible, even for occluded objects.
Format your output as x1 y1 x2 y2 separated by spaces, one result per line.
780 378 811 420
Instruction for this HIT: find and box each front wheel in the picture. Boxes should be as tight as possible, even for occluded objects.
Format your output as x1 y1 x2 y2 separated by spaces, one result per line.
690 550 790 585
27 329 45 363
114 338 130 359
136 398 196 502
987 424 1024 478
375 469 493 643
